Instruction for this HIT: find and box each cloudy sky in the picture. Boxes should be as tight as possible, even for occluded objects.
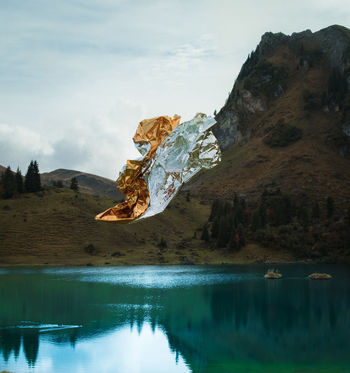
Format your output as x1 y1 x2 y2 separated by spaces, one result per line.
1 0 349 179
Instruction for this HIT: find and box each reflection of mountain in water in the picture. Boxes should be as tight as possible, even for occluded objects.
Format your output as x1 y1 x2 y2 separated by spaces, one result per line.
0 267 350 371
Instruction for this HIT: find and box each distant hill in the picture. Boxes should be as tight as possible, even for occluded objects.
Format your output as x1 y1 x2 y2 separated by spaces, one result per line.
0 165 123 200
40 169 123 200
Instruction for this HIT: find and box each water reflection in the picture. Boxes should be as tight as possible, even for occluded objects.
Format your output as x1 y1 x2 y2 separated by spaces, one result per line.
1 265 350 372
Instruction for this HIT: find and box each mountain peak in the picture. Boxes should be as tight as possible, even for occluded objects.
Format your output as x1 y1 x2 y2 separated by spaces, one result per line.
189 24 350 208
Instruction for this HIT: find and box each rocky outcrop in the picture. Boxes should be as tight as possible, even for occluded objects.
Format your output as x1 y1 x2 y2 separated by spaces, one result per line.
343 124 350 137
213 109 241 150
214 25 350 151
314 25 350 72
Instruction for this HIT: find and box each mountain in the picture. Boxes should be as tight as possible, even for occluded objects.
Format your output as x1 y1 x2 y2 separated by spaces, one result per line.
40 168 123 200
188 25 350 205
1 25 350 265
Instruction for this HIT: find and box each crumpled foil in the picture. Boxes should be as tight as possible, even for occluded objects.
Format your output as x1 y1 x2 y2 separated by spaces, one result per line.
95 113 221 223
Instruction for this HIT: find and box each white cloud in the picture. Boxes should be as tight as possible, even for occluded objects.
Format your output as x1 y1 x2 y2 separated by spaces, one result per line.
0 0 349 178
0 123 53 156
0 98 144 178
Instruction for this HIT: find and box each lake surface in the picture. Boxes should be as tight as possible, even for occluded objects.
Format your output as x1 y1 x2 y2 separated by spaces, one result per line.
1 265 350 373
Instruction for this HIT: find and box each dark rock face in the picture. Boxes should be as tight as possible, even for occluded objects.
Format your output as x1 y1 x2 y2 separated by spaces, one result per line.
314 26 350 72
213 109 241 150
214 25 350 151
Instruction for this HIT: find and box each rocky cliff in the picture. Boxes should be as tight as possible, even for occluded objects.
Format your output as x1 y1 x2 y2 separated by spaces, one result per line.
189 25 350 205
214 25 350 151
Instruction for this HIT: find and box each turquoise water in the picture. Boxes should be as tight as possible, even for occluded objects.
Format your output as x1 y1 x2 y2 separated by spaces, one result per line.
0 265 350 373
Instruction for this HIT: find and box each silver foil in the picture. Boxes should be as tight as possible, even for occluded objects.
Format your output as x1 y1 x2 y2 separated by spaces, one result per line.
138 113 221 220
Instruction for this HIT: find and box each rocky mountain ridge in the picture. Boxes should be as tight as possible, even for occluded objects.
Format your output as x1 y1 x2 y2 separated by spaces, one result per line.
213 24 350 151
188 25 350 206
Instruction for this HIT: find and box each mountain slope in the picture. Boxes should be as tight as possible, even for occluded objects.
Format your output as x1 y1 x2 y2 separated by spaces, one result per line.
188 25 350 207
40 169 123 200
0 188 290 265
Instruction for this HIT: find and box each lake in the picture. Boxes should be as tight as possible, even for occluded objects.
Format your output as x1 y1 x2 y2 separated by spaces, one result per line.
0 265 350 373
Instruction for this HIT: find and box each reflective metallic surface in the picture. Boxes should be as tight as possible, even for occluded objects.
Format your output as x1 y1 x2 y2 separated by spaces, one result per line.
95 115 180 222
95 113 221 223
141 113 221 219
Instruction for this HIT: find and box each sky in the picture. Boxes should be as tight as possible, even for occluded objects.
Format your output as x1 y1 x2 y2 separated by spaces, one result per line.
0 0 349 179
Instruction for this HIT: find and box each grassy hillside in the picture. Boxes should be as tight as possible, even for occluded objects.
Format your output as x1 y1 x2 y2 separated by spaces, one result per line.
188 26 350 208
1 165 123 199
40 168 123 199
0 188 291 265
183 26 350 263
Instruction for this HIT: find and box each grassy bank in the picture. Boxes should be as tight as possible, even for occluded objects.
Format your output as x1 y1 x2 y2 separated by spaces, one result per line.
0 188 295 266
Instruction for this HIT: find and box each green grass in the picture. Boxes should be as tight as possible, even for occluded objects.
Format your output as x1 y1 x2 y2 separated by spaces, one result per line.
0 187 291 266
0 187 236 266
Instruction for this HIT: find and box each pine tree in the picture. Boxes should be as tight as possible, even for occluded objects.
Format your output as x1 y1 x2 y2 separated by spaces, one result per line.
251 210 262 231
33 161 41 192
158 237 167 248
217 216 230 248
312 201 320 220
235 205 243 225
259 203 267 227
211 218 220 239
233 192 239 209
70 177 79 192
53 180 63 188
228 229 238 251
25 161 34 192
297 206 309 227
201 224 210 242
240 198 246 210
209 200 220 222
282 194 292 224
237 224 246 247
15 167 24 194
2 166 16 198
326 196 334 218
25 160 41 193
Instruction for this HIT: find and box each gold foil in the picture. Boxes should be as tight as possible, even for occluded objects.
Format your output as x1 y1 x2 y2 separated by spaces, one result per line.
95 115 181 222
139 113 221 219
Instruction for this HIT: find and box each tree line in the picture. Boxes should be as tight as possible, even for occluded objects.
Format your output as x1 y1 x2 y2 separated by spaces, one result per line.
0 161 41 198
201 189 350 259
201 193 247 250
0 161 79 198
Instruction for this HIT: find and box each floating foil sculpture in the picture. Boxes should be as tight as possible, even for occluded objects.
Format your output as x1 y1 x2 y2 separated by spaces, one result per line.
95 113 221 223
